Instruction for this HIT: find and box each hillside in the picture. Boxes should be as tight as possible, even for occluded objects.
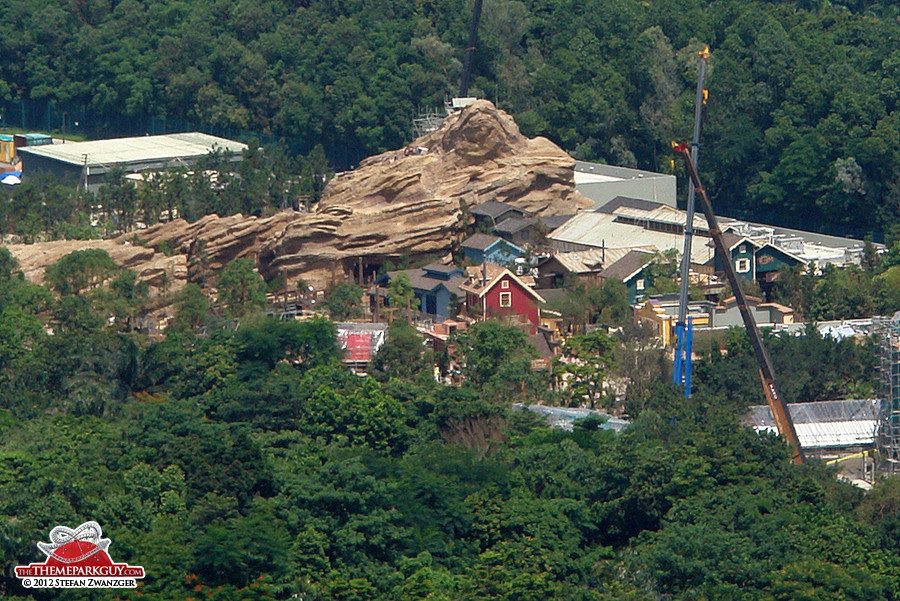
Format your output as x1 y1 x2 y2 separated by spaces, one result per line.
6 100 590 291
3 1 900 237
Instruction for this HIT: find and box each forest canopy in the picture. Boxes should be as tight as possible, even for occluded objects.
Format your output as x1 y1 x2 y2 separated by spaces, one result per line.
0 245 896 600
3 0 900 238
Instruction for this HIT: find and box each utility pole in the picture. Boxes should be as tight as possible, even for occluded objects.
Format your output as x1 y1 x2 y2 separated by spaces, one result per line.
673 47 709 396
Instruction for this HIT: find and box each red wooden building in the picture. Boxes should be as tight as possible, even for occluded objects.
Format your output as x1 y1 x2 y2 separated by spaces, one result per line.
460 264 545 333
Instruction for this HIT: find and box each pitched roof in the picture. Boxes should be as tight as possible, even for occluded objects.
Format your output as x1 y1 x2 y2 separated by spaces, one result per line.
599 250 655 283
471 200 526 219
422 263 464 277
534 288 570 305
464 262 508 283
548 211 715 265
719 232 761 251
461 232 502 251
546 246 658 275
387 268 467 297
756 242 807 265
494 217 534 235
460 263 545 303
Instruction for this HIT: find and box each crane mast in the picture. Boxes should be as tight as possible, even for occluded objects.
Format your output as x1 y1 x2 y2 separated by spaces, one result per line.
673 143 805 465
673 47 709 396
458 0 484 98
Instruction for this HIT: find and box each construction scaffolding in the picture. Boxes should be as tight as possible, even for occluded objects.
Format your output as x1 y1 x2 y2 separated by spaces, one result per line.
412 107 446 139
876 312 900 474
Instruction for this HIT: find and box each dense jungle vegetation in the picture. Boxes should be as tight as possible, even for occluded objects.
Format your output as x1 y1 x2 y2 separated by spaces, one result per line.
5 1 900 599
4 0 900 237
0 246 897 600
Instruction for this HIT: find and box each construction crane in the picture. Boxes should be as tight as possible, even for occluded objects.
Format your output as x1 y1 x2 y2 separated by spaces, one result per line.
459 0 484 98
673 142 805 465
673 47 710 397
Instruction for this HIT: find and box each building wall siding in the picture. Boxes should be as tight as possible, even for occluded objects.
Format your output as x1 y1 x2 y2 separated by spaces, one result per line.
482 275 540 333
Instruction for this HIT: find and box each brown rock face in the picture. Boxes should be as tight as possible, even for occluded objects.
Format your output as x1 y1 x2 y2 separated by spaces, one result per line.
6 100 590 291
261 99 590 286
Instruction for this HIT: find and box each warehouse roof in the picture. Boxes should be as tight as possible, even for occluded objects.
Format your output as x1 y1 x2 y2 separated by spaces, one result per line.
744 399 881 449
18 132 247 169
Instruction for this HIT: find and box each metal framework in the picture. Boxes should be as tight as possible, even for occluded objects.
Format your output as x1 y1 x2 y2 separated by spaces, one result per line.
412 108 445 139
876 313 900 474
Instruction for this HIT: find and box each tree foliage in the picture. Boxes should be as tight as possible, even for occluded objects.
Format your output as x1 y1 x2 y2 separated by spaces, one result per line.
217 257 266 318
325 280 364 321
4 0 900 240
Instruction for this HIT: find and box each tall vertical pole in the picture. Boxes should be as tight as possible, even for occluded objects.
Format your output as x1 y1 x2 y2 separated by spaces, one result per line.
459 0 484 98
674 47 709 395
674 142 805 465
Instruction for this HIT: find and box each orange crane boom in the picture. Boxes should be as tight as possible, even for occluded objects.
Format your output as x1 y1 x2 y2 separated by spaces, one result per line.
673 142 805 465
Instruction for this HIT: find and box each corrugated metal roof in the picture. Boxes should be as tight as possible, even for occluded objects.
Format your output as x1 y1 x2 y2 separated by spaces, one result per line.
550 246 657 274
18 132 247 167
336 322 388 363
744 399 881 449
549 212 715 265
611 203 709 231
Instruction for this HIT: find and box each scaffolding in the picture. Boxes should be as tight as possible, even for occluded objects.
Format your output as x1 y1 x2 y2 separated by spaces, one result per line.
412 107 446 139
876 313 900 474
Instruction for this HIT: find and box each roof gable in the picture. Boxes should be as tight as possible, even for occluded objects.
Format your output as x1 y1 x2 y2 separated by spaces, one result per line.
756 243 807 265
599 250 655 283
460 264 545 303
471 200 527 220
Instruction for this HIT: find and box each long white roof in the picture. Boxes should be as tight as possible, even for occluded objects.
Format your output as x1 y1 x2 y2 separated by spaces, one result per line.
19 132 247 168
548 211 715 265
744 399 881 449
551 197 876 268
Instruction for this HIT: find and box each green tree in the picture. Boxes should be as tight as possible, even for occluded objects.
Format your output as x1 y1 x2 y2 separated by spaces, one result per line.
388 273 416 321
218 257 266 318
325 280 364 321
452 321 541 401
555 329 617 409
45 248 119 296
173 283 211 331
371 321 431 381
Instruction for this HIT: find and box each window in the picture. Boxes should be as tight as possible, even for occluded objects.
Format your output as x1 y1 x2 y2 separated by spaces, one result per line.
501 279 509 289
636 278 645 291
736 258 751 273
499 292 512 307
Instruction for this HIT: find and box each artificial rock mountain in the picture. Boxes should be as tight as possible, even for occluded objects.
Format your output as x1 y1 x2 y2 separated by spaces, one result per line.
8 100 591 293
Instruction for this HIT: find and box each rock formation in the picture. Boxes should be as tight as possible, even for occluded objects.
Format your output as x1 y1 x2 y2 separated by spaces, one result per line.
6 100 591 292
